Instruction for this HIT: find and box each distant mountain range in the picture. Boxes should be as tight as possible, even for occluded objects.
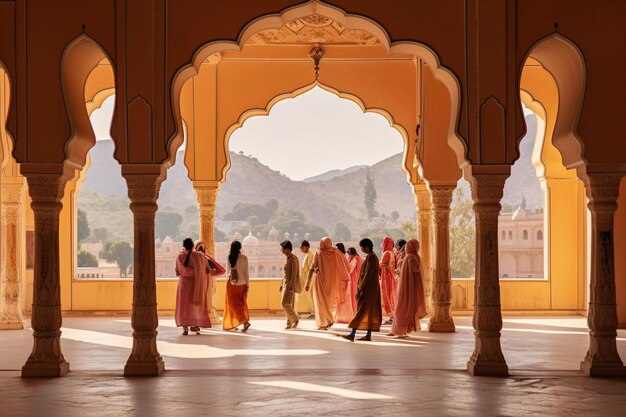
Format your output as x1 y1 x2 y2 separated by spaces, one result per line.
78 114 542 242
303 165 368 183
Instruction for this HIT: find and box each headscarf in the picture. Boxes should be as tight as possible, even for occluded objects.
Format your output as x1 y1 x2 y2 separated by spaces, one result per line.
194 240 226 276
382 236 395 252
316 237 351 304
381 236 396 270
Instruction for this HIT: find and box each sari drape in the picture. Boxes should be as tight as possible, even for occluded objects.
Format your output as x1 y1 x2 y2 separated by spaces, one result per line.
391 239 427 336
312 237 351 327
175 251 211 328
380 237 397 315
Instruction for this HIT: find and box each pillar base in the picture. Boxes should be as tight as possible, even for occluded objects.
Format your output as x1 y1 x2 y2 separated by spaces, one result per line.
467 355 509 377
428 320 455 333
0 320 24 330
580 360 626 377
124 358 165 377
22 360 70 378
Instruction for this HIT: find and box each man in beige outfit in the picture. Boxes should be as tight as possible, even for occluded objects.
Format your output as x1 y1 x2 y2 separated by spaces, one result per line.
280 240 301 329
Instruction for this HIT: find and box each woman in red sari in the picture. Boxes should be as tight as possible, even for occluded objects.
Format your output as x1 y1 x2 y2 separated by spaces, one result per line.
380 236 397 325
347 247 363 312
389 239 427 337
175 238 211 335
223 241 251 332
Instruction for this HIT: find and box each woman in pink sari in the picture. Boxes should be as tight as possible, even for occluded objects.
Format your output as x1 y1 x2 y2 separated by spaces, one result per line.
175 238 211 335
380 236 397 325
334 242 354 323
306 237 351 329
347 247 363 312
389 239 427 337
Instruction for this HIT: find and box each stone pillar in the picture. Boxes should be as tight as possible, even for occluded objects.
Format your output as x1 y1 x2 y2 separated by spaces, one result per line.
0 178 25 329
428 185 455 332
21 174 70 377
194 182 220 324
414 184 433 315
467 174 508 377
123 173 164 376
580 173 626 376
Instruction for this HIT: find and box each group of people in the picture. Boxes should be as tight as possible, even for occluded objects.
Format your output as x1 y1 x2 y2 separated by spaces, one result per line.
174 234 427 341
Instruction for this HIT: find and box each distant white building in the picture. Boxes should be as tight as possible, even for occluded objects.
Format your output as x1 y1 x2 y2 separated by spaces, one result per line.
498 207 544 278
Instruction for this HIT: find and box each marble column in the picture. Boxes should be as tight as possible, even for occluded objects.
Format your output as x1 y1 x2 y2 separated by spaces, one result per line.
580 173 626 376
428 185 455 332
467 174 508 377
123 173 164 376
194 182 220 324
415 184 433 316
21 174 70 377
0 178 25 329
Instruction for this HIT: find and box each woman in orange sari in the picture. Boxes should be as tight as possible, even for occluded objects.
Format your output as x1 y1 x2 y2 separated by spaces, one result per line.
389 239 427 337
223 241 251 332
306 237 351 330
380 236 397 325
175 238 211 335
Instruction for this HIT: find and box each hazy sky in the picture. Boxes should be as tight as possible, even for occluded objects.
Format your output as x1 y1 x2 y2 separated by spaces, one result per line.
90 87 404 181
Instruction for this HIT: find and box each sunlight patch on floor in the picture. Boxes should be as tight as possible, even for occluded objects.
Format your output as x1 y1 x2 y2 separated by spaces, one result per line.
61 328 328 359
248 380 394 400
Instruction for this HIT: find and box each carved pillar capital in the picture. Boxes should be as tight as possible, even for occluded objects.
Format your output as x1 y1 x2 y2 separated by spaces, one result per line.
467 173 508 376
123 172 165 376
194 182 220 323
21 173 69 377
580 172 626 376
428 185 455 333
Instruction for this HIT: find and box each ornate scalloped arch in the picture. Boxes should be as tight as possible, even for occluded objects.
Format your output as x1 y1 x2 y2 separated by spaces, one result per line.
523 33 586 172
61 34 116 174
168 0 466 175
219 81 411 183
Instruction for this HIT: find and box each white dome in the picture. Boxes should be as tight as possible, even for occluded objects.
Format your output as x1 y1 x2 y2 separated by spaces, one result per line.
242 231 260 246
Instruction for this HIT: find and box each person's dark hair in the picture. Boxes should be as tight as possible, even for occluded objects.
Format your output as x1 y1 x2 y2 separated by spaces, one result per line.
347 247 357 256
280 240 293 251
359 238 374 251
197 244 205 253
182 238 194 267
336 242 346 254
396 239 407 250
300 240 310 248
228 241 242 268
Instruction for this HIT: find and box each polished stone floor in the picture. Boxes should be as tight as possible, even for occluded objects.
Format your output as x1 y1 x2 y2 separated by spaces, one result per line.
1 316 626 416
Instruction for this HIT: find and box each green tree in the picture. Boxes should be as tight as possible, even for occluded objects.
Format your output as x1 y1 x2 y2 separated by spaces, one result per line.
450 188 475 278
91 227 109 243
264 199 279 217
77 209 90 247
360 228 406 253
77 249 99 267
391 211 400 222
364 168 378 219
215 228 227 242
99 241 133 278
155 211 183 240
333 223 352 242
400 220 416 238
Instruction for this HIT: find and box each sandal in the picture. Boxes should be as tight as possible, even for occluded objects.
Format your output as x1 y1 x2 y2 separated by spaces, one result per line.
242 322 251 333
182 326 189 336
